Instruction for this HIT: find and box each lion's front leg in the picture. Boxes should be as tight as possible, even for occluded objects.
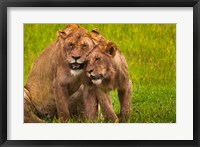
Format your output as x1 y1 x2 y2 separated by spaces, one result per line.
83 86 98 121
53 79 70 122
118 80 132 122
68 85 85 118
97 90 118 123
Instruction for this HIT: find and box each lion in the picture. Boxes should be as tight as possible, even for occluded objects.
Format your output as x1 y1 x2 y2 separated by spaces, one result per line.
66 28 107 120
84 41 132 122
24 24 98 123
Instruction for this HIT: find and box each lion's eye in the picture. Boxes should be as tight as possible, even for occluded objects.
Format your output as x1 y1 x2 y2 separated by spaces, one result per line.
95 58 100 63
68 42 75 49
82 44 88 49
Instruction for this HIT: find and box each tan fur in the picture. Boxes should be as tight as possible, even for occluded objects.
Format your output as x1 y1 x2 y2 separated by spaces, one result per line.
84 41 132 122
24 24 97 123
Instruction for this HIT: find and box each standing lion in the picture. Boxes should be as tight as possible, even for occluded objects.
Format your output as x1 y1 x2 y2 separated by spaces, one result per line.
84 40 132 122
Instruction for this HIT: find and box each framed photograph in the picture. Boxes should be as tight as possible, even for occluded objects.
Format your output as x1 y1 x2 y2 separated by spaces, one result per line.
0 0 199 146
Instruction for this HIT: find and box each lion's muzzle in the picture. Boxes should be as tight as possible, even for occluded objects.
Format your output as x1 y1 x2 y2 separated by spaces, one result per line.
69 62 85 70
87 73 103 85
90 74 103 80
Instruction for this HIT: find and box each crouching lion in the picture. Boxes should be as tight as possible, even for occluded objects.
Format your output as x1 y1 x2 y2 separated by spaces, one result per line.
24 24 98 123
84 41 132 122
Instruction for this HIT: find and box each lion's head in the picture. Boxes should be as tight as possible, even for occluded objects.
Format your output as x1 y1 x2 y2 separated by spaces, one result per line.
86 41 118 86
57 24 96 76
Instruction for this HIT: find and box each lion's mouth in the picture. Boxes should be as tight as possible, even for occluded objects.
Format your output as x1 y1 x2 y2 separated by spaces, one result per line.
90 74 103 85
90 74 103 80
69 62 85 70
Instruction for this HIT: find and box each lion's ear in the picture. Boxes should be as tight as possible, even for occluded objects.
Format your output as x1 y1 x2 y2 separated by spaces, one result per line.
107 46 116 57
57 24 79 38
106 41 117 57
91 28 100 35
91 28 106 45
57 30 68 38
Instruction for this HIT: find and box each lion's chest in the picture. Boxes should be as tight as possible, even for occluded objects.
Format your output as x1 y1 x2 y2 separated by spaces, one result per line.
67 74 84 96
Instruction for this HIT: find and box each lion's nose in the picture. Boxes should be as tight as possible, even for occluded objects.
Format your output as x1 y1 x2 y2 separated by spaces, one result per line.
72 56 81 60
87 69 93 74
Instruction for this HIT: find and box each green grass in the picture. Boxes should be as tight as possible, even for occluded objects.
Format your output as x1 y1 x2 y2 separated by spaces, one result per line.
24 24 176 123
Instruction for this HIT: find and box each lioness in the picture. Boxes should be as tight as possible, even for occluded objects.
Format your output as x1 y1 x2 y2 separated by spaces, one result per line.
24 24 97 122
84 41 132 122
67 28 106 119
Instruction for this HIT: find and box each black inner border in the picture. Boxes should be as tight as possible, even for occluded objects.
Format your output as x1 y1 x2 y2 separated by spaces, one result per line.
0 0 199 146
